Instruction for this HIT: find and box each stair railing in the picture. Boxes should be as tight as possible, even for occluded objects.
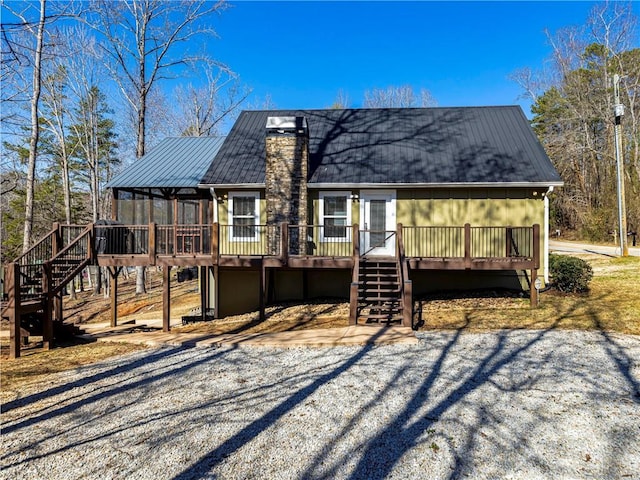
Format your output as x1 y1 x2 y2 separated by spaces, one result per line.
349 223 360 324
396 223 413 328
48 226 94 295
359 230 397 258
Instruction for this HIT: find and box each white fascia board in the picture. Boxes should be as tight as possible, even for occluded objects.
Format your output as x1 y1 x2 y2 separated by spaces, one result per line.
307 182 564 189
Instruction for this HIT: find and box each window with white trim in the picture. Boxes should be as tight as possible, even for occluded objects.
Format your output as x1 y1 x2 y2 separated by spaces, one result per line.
319 191 351 242
229 192 260 241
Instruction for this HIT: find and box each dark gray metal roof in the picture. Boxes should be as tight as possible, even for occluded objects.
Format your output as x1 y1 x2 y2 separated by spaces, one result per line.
108 136 225 189
200 107 563 187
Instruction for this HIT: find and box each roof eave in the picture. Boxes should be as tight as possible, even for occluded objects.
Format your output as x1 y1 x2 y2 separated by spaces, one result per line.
198 183 266 189
307 181 564 189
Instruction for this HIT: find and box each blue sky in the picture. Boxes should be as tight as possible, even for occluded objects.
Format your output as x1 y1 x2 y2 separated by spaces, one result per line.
206 1 640 115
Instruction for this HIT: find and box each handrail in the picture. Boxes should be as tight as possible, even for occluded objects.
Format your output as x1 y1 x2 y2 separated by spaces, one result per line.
397 223 412 328
51 226 91 260
359 229 396 257
13 228 57 265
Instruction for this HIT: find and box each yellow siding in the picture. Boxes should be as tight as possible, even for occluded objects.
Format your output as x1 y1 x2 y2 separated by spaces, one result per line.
396 188 544 228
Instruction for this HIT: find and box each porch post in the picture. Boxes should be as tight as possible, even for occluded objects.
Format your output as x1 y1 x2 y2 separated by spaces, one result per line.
148 222 156 264
212 223 219 265
163 266 171 332
111 189 118 221
464 223 472 269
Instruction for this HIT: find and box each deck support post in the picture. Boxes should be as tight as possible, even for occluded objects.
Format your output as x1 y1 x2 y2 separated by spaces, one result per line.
259 262 266 322
42 262 53 350
280 222 289 264
53 293 63 324
530 267 538 308
212 266 219 319
108 267 120 327
163 266 171 332
402 279 413 328
8 263 20 359
200 266 208 321
349 282 358 325
530 223 541 308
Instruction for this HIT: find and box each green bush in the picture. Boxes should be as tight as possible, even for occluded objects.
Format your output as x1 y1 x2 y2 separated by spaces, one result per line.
549 254 593 293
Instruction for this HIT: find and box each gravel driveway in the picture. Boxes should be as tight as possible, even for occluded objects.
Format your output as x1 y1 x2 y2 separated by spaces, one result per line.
2 330 639 480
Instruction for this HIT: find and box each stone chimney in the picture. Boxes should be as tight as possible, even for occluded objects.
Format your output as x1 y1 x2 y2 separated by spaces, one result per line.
265 116 309 253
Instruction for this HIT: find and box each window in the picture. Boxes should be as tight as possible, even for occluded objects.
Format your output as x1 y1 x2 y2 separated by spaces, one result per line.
319 192 351 241
229 192 260 241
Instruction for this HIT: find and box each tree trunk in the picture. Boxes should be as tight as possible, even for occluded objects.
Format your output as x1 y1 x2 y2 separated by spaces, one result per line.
22 0 47 253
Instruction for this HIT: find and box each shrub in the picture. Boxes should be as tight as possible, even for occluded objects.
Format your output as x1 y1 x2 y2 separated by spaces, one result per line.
549 254 593 293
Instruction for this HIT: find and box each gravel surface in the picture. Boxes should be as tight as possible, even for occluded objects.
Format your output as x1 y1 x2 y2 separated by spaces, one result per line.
2 330 639 480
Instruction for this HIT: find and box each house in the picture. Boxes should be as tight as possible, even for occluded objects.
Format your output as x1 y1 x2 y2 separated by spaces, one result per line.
3 106 563 358
111 106 562 318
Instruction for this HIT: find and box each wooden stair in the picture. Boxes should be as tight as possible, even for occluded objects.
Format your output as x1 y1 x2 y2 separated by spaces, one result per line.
3 225 93 358
357 258 403 324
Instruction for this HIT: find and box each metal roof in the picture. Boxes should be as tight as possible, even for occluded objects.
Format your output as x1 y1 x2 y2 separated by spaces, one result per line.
108 136 226 189
200 107 563 187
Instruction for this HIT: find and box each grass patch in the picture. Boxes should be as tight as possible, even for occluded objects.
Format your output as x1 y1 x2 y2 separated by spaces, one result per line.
416 255 640 335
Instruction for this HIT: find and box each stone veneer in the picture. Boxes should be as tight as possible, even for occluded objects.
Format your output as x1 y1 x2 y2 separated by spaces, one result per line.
265 120 308 254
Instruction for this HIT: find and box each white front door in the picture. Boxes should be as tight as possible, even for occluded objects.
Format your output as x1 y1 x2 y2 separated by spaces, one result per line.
360 190 396 256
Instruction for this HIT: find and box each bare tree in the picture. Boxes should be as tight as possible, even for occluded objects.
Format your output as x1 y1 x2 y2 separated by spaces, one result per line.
514 1 639 239
86 0 228 294
4 0 47 253
329 89 351 109
173 62 251 136
363 85 436 108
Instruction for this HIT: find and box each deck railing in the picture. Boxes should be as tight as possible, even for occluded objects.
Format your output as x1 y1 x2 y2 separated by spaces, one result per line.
156 224 212 255
402 225 535 260
287 224 353 257
95 224 149 255
218 224 280 256
403 226 465 258
86 222 538 263
359 230 397 257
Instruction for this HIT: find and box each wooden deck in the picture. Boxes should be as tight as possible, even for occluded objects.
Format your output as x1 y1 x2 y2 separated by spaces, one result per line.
3 222 540 359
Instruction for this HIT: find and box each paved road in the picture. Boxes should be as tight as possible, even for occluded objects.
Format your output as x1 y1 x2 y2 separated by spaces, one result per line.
550 239 640 257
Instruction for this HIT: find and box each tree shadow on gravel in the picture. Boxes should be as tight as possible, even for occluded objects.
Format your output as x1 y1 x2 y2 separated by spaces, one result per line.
168 293 629 480
170 328 390 480
0 345 231 440
589 305 640 403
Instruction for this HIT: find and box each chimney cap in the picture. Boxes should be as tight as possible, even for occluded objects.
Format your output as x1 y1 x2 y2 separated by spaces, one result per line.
266 116 307 133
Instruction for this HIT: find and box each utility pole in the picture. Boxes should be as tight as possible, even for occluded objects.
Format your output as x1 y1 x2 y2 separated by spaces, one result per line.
613 74 628 257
